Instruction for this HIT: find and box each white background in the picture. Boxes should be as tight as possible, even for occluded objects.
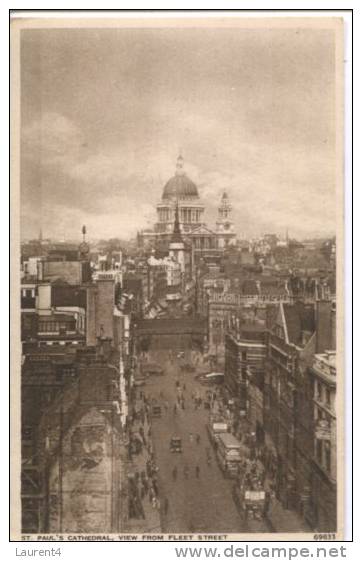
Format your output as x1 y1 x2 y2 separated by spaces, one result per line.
4 3 354 559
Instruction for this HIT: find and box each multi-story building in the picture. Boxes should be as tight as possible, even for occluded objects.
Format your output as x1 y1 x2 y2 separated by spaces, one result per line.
207 283 290 357
21 283 88 348
263 301 316 511
196 271 231 317
224 318 268 419
263 299 336 527
20 229 142 535
21 341 124 534
308 350 337 531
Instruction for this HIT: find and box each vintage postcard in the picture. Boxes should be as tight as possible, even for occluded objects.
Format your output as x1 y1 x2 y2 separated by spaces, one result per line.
10 15 345 541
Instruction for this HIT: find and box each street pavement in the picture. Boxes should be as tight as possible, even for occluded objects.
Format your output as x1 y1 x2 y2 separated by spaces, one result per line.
140 349 269 534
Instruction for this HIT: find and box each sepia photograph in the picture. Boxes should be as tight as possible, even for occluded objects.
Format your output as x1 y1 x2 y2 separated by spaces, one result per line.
10 14 346 541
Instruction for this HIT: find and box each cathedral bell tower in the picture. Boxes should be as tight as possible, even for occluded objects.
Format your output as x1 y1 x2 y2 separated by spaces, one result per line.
216 191 236 248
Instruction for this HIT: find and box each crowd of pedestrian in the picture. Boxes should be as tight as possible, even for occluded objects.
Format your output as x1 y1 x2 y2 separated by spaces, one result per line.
127 392 163 519
127 349 221 524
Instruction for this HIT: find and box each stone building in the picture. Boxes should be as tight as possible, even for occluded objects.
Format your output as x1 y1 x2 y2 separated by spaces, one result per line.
21 345 125 534
263 299 336 530
224 318 268 430
263 301 316 512
308 350 337 531
138 155 236 260
206 282 290 357
155 155 205 238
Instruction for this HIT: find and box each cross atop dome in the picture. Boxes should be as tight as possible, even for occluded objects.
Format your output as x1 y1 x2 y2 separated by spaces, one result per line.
175 154 185 176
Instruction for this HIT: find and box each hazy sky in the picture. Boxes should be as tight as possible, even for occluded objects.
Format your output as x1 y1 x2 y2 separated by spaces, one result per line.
20 25 337 241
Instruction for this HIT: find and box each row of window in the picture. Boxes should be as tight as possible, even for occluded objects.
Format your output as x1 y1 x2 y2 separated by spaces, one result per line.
193 237 218 249
38 321 76 333
158 208 203 223
38 341 81 347
22 288 36 298
315 439 332 474
315 381 332 408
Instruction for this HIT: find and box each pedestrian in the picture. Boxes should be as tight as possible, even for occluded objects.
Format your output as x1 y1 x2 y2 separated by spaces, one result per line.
173 404 178 415
149 488 155 503
172 466 178 481
183 383 186 391
261 469 266 486
164 497 169 516
196 434 201 445
264 491 271 517
189 433 194 443
195 465 200 478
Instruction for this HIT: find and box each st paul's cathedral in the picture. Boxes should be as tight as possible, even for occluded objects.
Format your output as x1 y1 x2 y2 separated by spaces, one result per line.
138 155 237 262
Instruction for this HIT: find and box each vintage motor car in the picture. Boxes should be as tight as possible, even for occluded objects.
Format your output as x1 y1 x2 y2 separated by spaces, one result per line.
180 363 196 373
142 363 164 376
233 483 266 520
170 436 183 453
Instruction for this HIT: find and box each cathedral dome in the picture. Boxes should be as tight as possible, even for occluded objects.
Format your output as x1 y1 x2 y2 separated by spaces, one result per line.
162 156 199 201
162 175 199 200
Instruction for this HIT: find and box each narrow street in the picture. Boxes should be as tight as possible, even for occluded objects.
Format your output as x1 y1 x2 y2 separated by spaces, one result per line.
139 349 269 534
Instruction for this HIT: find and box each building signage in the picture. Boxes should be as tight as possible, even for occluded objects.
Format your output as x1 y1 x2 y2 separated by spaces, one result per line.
209 293 291 305
213 422 228 432
245 490 265 501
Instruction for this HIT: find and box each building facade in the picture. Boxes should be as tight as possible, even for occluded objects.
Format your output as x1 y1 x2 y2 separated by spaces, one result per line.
224 318 267 418
308 351 337 531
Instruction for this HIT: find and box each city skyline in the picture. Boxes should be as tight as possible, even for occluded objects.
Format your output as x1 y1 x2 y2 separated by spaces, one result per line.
14 16 344 540
21 27 336 241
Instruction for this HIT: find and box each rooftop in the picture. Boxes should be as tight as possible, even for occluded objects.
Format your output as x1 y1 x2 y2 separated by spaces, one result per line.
283 302 315 345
